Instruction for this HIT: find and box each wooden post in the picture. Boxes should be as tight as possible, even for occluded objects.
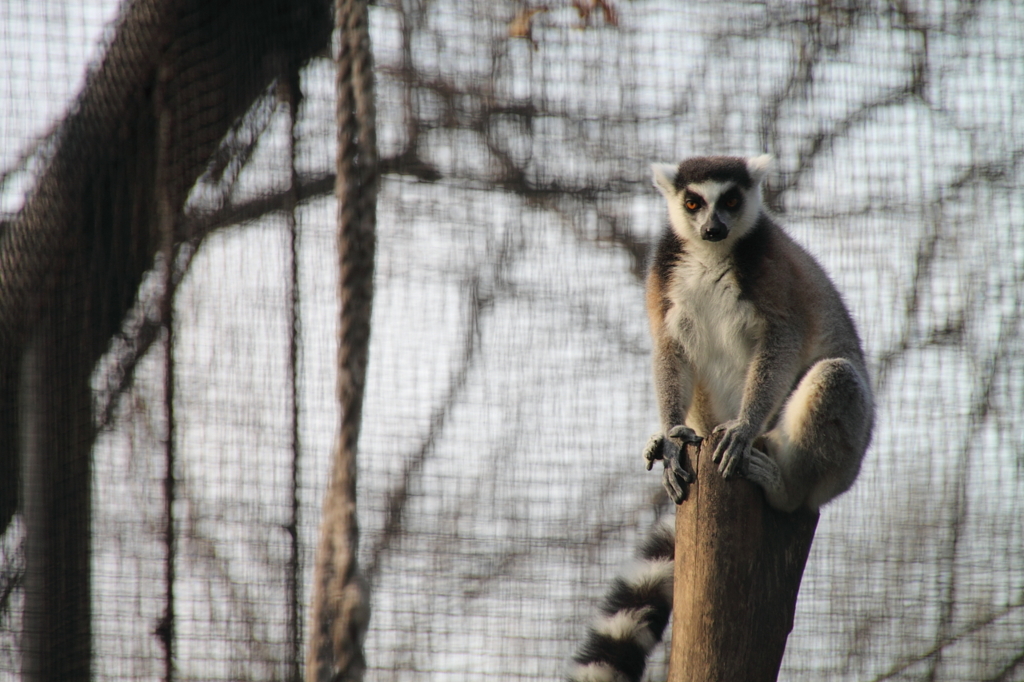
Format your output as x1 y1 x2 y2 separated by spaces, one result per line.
668 431 819 682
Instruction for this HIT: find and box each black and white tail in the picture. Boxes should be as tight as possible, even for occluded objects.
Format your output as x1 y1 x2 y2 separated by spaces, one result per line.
567 516 675 682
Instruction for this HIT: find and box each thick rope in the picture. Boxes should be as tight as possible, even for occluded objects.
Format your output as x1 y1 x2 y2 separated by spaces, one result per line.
306 1 378 681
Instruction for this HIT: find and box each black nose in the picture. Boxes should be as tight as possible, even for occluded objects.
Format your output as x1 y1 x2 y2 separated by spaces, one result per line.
702 224 728 242
702 214 728 242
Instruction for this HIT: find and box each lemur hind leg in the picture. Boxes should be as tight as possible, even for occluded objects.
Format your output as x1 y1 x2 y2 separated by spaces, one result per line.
744 358 872 512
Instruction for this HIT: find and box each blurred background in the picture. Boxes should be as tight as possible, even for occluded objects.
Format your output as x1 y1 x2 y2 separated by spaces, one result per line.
1 1 1023 680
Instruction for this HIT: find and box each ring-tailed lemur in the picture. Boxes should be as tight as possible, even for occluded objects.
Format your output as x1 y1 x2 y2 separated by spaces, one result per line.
568 155 874 681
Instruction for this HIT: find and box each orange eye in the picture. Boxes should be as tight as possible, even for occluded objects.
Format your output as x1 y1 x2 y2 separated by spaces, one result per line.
725 197 739 208
684 199 699 211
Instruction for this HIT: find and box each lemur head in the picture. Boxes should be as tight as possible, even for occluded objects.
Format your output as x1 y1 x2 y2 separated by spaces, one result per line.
651 155 771 247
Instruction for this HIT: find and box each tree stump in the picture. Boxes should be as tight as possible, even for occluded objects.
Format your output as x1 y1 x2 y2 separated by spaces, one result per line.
668 431 819 682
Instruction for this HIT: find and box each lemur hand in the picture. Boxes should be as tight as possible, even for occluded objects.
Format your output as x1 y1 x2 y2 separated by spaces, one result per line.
711 419 756 479
644 425 701 504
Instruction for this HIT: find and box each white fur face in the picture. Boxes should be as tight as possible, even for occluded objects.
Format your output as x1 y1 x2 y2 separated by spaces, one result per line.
651 156 770 254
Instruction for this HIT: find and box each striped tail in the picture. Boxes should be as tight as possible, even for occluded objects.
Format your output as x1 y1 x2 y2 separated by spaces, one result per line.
568 515 675 682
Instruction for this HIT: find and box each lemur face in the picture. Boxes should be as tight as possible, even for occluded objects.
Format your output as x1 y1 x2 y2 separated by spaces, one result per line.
651 155 771 247
678 180 747 242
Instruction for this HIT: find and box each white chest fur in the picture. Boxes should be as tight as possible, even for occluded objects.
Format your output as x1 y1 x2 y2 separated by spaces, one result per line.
664 254 761 421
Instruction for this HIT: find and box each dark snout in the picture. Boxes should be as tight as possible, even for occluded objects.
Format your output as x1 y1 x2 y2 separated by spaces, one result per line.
701 212 729 242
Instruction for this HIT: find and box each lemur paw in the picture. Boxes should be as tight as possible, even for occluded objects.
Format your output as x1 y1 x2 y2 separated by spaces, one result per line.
643 427 701 468
741 447 783 491
711 419 756 480
644 426 700 504
668 424 702 447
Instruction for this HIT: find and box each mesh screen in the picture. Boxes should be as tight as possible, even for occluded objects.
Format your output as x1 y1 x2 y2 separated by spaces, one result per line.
2 1 1024 681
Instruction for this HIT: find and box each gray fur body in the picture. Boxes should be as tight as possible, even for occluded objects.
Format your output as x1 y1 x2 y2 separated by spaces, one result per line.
643 155 874 512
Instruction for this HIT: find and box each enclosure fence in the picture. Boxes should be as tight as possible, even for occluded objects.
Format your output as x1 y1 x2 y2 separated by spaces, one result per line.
1 1 1023 681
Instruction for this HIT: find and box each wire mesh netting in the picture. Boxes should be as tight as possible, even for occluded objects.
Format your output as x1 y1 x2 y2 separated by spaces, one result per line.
1 0 1023 680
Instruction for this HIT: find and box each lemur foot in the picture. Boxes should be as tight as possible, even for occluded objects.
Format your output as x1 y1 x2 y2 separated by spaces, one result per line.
644 425 701 504
711 428 786 503
739 446 783 493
